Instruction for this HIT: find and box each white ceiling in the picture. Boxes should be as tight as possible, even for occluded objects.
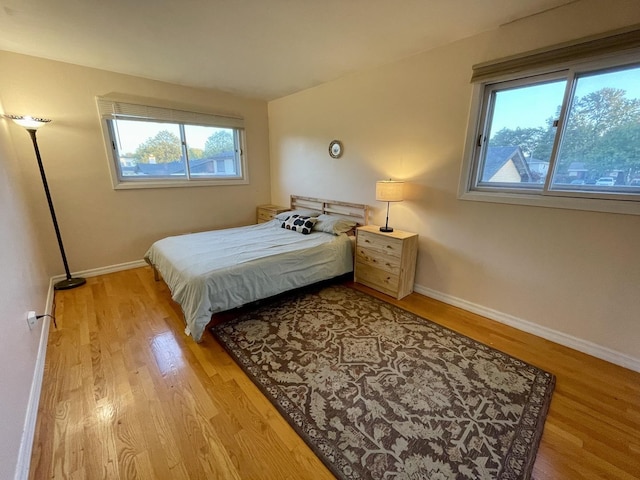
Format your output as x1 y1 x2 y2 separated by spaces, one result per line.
0 0 575 101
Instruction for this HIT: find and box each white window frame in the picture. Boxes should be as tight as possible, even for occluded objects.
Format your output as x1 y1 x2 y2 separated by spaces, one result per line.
459 47 640 216
97 97 249 189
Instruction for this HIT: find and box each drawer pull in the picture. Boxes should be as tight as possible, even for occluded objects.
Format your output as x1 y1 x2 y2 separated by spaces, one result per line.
364 239 371 243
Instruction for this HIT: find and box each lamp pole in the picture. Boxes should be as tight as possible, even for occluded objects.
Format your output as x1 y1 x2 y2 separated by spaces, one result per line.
381 200 392 232
7 115 86 290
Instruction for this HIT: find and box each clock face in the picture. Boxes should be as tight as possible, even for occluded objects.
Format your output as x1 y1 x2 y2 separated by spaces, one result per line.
329 140 343 158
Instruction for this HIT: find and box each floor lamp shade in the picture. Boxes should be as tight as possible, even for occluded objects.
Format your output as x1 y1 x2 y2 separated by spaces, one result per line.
376 180 404 233
5 114 86 290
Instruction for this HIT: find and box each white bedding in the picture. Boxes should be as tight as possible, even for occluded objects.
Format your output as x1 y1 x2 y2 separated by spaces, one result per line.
144 220 354 341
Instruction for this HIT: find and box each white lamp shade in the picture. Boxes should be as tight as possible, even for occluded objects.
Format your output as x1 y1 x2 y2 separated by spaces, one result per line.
376 180 404 202
5 115 51 130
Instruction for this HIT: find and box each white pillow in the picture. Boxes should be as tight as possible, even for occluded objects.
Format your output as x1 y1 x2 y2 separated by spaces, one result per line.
312 214 357 235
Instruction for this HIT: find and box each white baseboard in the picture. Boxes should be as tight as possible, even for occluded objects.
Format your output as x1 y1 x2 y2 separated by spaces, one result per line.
15 259 147 480
413 284 640 373
14 278 56 480
50 259 148 282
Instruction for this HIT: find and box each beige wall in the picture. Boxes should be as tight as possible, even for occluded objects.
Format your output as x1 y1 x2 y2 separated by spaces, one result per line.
0 98 50 480
1 51 271 275
269 0 640 362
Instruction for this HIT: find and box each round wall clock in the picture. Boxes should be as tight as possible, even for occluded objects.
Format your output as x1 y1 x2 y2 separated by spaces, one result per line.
329 140 343 158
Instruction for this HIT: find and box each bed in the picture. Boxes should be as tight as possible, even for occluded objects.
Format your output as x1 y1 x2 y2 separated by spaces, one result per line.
144 195 369 342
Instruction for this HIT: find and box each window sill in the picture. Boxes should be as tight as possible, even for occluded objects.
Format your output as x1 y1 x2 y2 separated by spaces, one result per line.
113 177 249 190
458 189 640 216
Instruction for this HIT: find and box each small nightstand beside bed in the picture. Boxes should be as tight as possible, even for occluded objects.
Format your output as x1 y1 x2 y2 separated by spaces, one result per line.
144 195 369 342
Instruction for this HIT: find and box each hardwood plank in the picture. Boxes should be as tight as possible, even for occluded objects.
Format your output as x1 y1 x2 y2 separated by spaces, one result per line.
30 267 640 479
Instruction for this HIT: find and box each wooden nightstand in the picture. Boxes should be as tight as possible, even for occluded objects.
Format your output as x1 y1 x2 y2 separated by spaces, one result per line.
256 204 289 223
354 225 418 300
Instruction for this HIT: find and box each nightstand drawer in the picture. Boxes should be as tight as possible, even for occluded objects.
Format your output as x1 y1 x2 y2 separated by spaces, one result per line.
258 211 276 222
355 261 399 296
356 246 400 275
357 230 403 258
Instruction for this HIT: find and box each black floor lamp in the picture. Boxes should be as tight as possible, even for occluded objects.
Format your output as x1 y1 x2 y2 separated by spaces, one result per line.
5 114 86 290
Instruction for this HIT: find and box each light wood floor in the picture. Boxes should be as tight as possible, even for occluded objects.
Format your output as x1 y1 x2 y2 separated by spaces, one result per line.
30 267 640 479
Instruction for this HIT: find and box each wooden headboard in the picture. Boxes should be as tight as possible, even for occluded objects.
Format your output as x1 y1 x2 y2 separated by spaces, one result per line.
290 195 369 226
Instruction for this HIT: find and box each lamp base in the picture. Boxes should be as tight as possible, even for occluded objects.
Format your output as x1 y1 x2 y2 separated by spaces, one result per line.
54 277 87 290
379 226 394 233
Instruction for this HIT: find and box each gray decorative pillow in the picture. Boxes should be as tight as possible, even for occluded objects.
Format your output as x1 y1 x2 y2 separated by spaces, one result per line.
281 214 318 234
275 209 321 221
313 214 357 235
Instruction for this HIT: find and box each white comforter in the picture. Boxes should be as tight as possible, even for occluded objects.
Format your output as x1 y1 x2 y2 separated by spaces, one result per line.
144 220 353 341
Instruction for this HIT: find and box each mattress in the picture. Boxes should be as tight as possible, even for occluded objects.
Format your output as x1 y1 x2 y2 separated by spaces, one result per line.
144 220 354 341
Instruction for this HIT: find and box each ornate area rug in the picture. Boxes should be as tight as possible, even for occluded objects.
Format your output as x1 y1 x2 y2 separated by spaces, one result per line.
212 285 555 480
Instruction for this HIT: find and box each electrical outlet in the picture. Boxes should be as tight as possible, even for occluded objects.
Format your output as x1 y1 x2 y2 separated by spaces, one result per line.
27 311 37 329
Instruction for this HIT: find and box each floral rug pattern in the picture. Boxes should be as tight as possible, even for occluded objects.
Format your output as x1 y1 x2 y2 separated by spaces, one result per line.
212 285 555 480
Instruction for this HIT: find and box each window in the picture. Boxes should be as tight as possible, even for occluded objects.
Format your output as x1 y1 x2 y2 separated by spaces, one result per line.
460 28 640 215
97 98 247 189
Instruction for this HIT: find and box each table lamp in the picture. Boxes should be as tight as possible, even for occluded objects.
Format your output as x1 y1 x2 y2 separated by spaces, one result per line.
375 179 404 232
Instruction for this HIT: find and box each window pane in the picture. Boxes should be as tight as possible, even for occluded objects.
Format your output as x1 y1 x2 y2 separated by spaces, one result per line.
551 64 640 192
112 119 185 178
184 125 239 177
480 79 566 187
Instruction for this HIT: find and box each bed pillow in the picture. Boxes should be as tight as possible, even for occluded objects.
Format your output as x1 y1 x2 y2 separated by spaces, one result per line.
275 209 321 221
281 214 318 234
313 214 357 235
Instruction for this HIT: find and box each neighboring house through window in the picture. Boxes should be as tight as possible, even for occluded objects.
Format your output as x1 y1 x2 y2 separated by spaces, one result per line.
482 146 533 183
